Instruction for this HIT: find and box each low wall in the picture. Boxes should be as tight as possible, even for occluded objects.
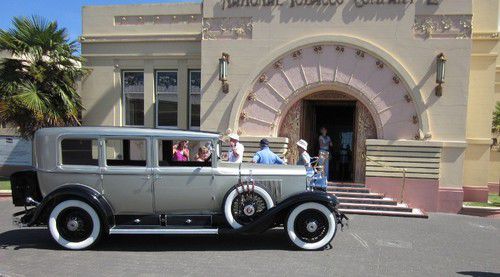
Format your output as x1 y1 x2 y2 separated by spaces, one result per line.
365 139 464 213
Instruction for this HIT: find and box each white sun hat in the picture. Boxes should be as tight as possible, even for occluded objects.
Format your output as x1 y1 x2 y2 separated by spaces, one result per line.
228 133 240 141
296 139 308 151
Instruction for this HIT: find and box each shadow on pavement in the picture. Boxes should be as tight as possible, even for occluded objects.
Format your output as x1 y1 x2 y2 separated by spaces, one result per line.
0 228 304 252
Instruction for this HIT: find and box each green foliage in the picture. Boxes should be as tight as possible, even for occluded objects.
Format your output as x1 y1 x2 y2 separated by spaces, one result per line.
0 16 88 139
494 102 500 133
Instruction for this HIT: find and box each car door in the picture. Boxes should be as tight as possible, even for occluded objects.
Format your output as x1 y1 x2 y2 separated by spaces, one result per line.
100 137 154 214
153 138 216 214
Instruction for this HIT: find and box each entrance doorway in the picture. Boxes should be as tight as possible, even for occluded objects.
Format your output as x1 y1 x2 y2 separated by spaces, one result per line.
303 101 356 182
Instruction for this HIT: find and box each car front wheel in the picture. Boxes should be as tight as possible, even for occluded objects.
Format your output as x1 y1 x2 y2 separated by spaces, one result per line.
48 199 103 250
224 185 274 229
286 202 337 250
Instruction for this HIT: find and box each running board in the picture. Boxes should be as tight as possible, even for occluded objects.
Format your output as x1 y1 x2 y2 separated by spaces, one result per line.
109 227 219 235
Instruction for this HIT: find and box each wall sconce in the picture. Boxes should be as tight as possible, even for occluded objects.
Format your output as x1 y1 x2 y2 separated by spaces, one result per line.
435 53 446 97
219 52 230 94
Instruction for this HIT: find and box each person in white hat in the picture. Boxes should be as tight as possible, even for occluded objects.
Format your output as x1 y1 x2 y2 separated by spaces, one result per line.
227 133 244 163
296 139 311 167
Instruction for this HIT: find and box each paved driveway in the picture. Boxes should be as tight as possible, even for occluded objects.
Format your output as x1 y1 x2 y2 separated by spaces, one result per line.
0 198 499 277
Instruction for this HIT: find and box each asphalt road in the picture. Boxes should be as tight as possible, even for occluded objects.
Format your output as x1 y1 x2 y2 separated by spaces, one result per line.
0 198 499 277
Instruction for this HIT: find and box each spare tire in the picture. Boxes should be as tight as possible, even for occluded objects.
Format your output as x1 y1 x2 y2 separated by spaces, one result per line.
223 185 274 229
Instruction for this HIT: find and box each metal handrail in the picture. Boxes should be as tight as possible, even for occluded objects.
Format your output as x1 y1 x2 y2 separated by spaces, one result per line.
362 151 407 204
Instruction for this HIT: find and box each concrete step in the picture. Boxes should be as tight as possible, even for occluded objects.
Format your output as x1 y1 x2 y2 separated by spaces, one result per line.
328 186 370 193
337 197 398 206
338 208 428 218
328 182 366 188
330 191 384 199
338 203 412 213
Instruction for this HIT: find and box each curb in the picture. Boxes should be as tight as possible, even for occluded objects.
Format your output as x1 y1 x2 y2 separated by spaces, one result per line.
460 205 500 219
0 190 12 198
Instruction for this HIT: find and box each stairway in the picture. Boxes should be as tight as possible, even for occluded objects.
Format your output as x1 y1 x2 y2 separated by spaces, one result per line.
328 182 428 218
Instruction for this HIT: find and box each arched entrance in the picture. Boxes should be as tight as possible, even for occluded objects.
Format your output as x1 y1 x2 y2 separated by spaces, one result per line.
279 90 377 182
230 40 428 182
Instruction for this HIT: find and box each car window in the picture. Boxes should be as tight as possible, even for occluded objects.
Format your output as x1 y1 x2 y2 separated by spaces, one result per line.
158 139 212 167
106 138 147 167
61 139 99 166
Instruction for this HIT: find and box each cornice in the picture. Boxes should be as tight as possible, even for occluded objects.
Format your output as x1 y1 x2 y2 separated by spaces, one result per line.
79 33 201 43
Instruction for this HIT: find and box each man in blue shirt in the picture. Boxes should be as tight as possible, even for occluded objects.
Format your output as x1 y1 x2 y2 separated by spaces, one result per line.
252 138 285 165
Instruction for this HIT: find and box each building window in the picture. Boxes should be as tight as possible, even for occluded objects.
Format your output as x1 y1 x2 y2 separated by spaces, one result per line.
156 71 178 128
122 71 144 126
189 70 201 129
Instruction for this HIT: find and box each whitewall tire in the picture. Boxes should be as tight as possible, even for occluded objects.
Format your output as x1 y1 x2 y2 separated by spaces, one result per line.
224 185 274 229
286 202 336 250
48 200 102 250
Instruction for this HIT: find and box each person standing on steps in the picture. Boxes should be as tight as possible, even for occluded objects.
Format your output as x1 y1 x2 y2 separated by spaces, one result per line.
318 126 333 181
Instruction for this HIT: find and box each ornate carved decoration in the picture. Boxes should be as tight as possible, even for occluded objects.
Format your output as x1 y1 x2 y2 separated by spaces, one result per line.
259 74 268 83
414 15 472 39
393 75 400 84
473 32 500 40
202 17 253 40
278 101 303 165
356 50 365 58
304 91 356 101
274 60 283 70
355 101 378 183
247 92 256 101
292 50 303 59
335 45 345 53
313 45 323 54
115 14 200 25
376 60 384 69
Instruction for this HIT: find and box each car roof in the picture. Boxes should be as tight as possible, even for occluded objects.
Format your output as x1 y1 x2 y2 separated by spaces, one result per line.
35 126 221 139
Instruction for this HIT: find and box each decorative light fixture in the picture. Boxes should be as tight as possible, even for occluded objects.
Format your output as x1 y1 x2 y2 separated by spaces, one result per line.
435 53 446 97
219 52 230 94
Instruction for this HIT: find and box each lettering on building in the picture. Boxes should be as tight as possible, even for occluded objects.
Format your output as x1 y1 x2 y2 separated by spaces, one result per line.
221 0 439 9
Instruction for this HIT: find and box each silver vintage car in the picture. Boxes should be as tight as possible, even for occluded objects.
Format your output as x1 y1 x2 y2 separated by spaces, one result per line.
11 127 346 250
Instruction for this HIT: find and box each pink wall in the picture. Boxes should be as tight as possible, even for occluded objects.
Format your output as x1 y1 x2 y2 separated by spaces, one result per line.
366 177 463 213
463 186 489 202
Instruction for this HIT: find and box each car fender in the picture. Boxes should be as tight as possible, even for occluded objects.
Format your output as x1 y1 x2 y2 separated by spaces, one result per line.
24 184 115 229
220 191 338 235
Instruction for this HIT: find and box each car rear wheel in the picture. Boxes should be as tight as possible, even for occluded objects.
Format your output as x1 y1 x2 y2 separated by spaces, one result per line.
285 202 336 250
48 199 103 250
224 185 274 229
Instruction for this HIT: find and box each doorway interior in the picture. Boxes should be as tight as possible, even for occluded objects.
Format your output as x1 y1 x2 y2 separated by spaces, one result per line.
303 100 356 182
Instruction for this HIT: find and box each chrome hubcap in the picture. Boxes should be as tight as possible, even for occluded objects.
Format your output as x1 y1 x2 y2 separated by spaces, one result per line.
306 221 318 233
66 217 80 232
243 205 256 216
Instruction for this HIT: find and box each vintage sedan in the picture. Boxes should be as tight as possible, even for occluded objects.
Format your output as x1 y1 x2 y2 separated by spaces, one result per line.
11 127 346 250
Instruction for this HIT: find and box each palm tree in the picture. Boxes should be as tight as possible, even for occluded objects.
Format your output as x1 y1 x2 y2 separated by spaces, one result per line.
494 102 500 134
0 16 87 139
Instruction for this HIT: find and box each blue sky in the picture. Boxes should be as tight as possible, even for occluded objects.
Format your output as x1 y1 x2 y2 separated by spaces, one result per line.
0 0 198 48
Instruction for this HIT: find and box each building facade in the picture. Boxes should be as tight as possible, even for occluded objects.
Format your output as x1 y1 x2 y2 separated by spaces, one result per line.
80 0 500 213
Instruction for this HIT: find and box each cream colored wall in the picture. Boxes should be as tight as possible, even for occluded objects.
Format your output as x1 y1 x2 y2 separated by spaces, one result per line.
80 1 474 190
201 1 472 143
465 0 499 187
200 0 472 188
80 3 202 129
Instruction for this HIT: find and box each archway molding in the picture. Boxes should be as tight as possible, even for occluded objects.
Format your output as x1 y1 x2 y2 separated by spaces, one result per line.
228 35 430 140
